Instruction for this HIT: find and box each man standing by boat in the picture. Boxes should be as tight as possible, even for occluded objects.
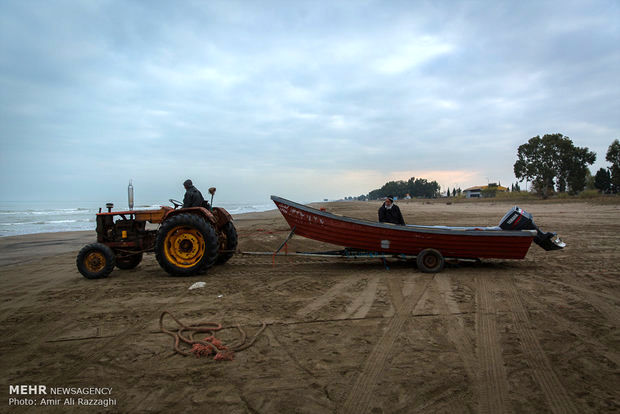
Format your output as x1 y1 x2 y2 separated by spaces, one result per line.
182 179 205 208
378 196 405 225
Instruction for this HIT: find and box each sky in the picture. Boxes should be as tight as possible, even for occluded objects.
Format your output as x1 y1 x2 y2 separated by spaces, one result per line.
1 0 619 204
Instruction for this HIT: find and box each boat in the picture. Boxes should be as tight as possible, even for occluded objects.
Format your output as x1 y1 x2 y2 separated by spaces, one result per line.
271 195 565 272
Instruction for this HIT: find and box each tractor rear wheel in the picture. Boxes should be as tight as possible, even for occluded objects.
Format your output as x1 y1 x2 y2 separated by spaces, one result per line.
77 243 115 279
216 221 238 265
155 213 218 276
115 252 143 270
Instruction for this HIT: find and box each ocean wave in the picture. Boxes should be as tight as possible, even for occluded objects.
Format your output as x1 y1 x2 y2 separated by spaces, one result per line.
0 208 95 215
1 201 272 236
0 218 93 226
226 204 275 214
0 210 92 217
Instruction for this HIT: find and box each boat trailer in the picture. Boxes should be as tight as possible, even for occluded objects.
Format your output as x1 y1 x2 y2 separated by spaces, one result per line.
240 226 477 273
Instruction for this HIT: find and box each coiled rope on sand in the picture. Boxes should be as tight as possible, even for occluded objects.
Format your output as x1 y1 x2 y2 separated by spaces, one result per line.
159 311 267 361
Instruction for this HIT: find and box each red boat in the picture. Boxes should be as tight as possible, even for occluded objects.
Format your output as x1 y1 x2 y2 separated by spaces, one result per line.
271 196 564 272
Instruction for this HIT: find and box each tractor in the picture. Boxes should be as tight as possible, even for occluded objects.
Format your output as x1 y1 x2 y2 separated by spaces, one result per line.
76 188 237 279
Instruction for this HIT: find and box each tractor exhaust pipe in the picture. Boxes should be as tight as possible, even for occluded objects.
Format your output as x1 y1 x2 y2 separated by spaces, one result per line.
128 179 134 211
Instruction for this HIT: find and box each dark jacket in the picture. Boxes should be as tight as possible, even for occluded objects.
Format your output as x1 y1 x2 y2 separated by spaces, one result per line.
378 203 405 225
182 186 205 208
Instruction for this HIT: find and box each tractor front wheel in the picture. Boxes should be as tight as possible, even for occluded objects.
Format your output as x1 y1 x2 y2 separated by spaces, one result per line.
77 243 115 279
155 213 218 276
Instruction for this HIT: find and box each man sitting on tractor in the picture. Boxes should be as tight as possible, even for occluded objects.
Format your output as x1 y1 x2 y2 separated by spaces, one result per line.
182 179 205 208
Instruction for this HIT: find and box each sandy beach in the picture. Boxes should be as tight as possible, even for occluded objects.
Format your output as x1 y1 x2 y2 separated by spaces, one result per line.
1 199 619 413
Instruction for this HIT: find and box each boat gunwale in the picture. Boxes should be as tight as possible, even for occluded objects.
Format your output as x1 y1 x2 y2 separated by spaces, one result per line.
271 195 536 238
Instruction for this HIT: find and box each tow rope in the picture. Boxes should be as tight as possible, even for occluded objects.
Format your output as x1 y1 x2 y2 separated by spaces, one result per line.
159 311 266 361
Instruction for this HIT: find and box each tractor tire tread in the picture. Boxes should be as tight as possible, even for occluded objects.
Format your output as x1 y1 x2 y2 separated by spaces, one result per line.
216 221 238 265
155 213 218 276
76 243 116 279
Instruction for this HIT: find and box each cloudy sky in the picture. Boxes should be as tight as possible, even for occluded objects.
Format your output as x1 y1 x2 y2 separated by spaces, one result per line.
1 0 619 204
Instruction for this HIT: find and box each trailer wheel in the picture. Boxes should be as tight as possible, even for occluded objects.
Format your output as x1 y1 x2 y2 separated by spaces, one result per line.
77 243 115 279
155 213 218 276
416 249 445 273
115 252 143 270
216 221 238 265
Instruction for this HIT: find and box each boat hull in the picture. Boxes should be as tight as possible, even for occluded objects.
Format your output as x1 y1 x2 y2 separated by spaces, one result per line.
271 196 535 260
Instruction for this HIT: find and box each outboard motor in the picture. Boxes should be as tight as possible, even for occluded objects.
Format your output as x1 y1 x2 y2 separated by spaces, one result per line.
499 206 566 251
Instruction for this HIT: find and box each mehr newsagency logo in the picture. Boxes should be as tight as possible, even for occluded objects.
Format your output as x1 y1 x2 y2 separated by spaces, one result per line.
8 385 116 408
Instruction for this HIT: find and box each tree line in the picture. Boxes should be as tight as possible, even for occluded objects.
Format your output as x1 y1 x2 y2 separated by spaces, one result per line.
366 177 440 200
514 134 619 197
345 134 618 201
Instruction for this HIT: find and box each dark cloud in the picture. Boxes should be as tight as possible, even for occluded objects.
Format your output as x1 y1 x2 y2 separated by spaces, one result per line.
1 0 618 202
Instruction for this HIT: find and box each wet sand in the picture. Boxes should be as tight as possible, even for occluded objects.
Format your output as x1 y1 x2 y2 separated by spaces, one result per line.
1 200 619 413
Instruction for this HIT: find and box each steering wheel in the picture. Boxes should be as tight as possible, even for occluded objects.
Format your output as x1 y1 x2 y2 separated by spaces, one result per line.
169 199 183 209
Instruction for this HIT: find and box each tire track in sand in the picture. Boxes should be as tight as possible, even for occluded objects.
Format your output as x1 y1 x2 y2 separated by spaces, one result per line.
295 274 381 321
341 274 433 414
384 273 404 314
528 273 620 329
502 278 578 414
434 275 478 392
296 276 358 318
560 275 620 329
0 266 72 322
336 275 380 319
475 275 511 414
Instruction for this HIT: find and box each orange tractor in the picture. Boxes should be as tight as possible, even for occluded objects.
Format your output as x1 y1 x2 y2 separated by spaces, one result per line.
76 189 237 279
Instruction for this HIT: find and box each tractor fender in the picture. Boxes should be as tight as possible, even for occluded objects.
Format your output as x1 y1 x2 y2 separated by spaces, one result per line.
162 207 217 225
211 207 233 229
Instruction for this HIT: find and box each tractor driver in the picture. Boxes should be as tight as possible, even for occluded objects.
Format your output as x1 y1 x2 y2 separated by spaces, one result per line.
182 179 205 208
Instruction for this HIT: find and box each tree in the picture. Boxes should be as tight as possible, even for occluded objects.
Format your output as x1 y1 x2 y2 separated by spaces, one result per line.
367 176 440 199
606 139 620 192
446 187 450 197
566 146 596 194
514 133 596 198
514 135 556 198
594 168 611 193
452 188 456 197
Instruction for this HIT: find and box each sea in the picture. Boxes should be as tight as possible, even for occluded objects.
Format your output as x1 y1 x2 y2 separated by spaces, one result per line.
0 200 276 237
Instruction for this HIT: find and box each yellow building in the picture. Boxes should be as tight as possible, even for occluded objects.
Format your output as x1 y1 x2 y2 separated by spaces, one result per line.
463 184 508 198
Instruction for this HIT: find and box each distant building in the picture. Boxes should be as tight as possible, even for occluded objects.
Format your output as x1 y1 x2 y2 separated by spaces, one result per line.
463 184 508 198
